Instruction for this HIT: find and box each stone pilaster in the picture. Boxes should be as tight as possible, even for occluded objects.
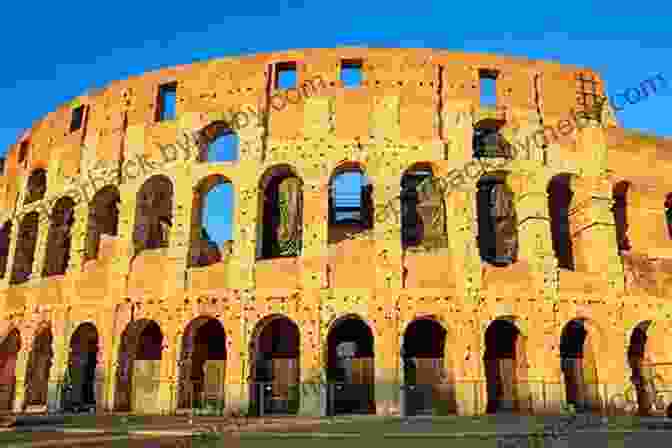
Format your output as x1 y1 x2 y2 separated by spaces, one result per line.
300 181 328 291
373 180 402 290
449 187 481 304
66 203 89 273
12 335 30 412
370 95 400 142
46 308 71 413
30 212 50 279
442 101 473 162
232 183 257 291
513 172 559 299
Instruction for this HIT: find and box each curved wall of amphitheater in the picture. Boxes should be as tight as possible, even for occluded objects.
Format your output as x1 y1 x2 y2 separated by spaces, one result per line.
0 47 672 416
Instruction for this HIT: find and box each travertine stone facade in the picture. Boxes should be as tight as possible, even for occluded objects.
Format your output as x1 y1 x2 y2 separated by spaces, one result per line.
0 48 671 417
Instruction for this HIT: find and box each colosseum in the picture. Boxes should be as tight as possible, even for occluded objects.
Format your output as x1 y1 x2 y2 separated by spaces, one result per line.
0 47 671 418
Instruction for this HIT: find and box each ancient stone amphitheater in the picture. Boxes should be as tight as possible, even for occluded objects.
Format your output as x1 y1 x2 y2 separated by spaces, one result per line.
0 48 671 418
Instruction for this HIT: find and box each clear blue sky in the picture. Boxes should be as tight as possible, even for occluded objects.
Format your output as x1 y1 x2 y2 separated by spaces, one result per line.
1 1 671 246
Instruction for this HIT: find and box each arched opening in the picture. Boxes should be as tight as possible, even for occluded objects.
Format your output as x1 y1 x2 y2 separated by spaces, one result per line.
43 197 75 277
484 319 527 413
476 173 518 266
24 327 53 409
257 165 303 259
560 319 600 412
24 169 47 205
114 319 163 412
328 164 373 244
402 318 451 415
189 176 233 267
0 329 21 411
85 186 120 261
325 315 375 415
10 212 39 284
473 120 512 159
133 175 173 254
177 317 227 410
628 321 655 416
548 174 575 270
612 181 631 252
401 163 447 250
0 222 12 278
198 121 238 163
664 193 672 240
250 315 300 416
63 323 98 412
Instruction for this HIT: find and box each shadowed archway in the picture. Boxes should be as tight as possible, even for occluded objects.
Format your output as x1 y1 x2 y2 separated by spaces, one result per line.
177 317 227 410
0 329 20 411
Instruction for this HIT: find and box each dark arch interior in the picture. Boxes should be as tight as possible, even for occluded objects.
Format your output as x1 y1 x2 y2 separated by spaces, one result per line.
137 321 163 360
628 322 655 415
0 330 20 411
0 222 12 278
260 167 303 259
548 174 575 270
484 319 522 414
251 317 301 415
86 186 120 261
476 176 518 266
326 317 375 415
403 319 446 358
11 212 39 284
612 181 630 252
178 318 227 410
560 320 587 358
25 328 53 407
65 323 99 410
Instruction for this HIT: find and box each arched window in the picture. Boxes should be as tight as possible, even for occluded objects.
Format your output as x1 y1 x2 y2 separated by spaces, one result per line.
548 174 575 270
476 173 518 266
258 165 303 259
133 175 173 254
665 193 672 240
400 163 446 250
473 120 512 159
189 175 234 267
612 181 631 252
328 164 373 244
24 169 47 205
85 186 120 261
43 197 76 277
198 121 238 163
0 222 11 278
10 212 39 284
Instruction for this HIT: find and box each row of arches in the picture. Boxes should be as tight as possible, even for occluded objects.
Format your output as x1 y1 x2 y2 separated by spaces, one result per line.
3 162 670 283
0 315 660 416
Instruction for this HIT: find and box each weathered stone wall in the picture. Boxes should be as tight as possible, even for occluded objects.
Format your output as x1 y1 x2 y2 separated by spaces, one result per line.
0 48 671 416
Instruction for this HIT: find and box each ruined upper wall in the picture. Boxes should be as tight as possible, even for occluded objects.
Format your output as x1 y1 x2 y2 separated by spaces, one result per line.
0 48 600 168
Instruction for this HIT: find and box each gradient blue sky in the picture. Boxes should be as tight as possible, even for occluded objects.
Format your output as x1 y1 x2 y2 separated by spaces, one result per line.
1 1 671 245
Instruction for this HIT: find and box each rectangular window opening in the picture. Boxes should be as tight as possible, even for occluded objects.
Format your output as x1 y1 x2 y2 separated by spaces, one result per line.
479 69 498 107
70 105 86 133
275 62 297 89
341 59 363 88
157 82 177 122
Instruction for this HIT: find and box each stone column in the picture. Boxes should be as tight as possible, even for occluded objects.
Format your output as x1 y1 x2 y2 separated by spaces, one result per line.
299 181 328 291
